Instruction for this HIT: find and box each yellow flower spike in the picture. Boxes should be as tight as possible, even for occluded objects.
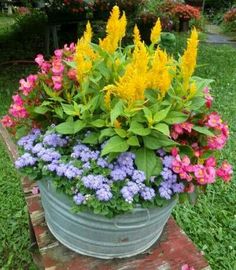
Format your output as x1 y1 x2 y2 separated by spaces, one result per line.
83 21 92 42
133 24 141 45
187 82 197 100
99 6 127 53
150 18 162 44
148 48 173 98
180 28 199 90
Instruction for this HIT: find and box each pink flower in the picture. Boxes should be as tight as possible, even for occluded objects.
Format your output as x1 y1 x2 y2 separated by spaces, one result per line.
172 155 193 181
207 134 227 150
9 104 28 118
1 115 15 127
67 69 77 81
52 59 64 75
52 76 62 91
64 42 76 52
181 264 195 270
217 161 233 182
35 54 44 66
19 74 37 96
192 162 216 185
206 112 222 129
41 61 51 73
205 157 216 167
171 122 193 139
204 87 213 108
12 94 24 106
185 183 195 193
54 49 63 58
221 123 229 138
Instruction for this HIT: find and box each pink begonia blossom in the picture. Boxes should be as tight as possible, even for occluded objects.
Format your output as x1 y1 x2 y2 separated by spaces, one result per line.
54 49 63 58
52 59 64 75
171 122 193 139
9 104 28 118
216 161 233 182
207 134 228 150
52 76 62 91
1 115 15 127
67 69 77 81
181 264 195 270
185 182 195 193
41 61 51 73
35 54 44 66
206 112 222 129
192 164 216 185
204 87 213 108
205 157 216 167
19 74 37 96
12 94 24 106
172 155 193 181
64 42 76 52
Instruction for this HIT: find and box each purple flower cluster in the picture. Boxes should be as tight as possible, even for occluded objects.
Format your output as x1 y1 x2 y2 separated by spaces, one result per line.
158 155 184 200
47 161 82 179
73 193 85 205
72 143 99 162
17 129 41 151
15 153 37 168
43 133 68 148
37 148 61 162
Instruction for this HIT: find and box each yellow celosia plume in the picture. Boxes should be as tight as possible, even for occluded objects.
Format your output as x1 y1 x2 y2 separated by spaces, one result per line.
105 41 149 106
148 48 174 99
75 22 96 83
99 6 127 54
133 24 141 45
180 28 199 90
150 18 162 44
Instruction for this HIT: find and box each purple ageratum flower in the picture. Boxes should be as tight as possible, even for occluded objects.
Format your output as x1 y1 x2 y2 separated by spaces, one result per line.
161 167 174 181
46 161 82 179
82 174 107 190
73 193 85 205
117 152 135 168
172 183 184 193
64 164 82 179
110 168 127 181
159 182 173 200
140 186 155 201
15 153 37 168
17 129 41 151
31 143 44 154
71 144 89 158
132 170 146 184
72 143 99 162
162 155 174 169
97 158 109 168
37 148 61 162
82 162 91 170
156 149 166 157
43 133 68 148
96 184 113 201
121 181 139 203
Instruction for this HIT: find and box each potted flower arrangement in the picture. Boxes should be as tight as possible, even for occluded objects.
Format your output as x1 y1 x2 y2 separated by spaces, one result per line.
172 3 201 31
1 6 233 259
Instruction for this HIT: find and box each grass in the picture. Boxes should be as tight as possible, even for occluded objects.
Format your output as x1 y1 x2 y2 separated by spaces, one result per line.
0 17 235 269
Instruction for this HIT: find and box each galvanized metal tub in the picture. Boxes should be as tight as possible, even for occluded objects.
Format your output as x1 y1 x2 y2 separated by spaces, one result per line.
38 180 176 259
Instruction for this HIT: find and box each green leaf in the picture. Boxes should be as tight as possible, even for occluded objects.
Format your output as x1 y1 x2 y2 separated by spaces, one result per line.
153 123 170 136
82 132 99 145
143 107 152 121
61 104 78 116
64 60 76 69
189 97 206 110
193 126 215 137
34 106 48 115
74 120 86 133
153 106 171 123
129 121 151 136
54 106 64 119
56 122 75 134
135 148 162 179
127 136 140 146
143 132 177 150
164 111 189 124
115 128 127 138
101 136 129 156
99 128 115 142
110 100 124 124
90 119 106 128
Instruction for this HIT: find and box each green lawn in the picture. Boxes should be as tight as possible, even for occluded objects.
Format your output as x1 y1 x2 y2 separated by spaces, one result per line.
0 27 235 269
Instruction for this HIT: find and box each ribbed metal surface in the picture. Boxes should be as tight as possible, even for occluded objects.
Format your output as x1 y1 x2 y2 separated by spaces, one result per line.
38 180 176 259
